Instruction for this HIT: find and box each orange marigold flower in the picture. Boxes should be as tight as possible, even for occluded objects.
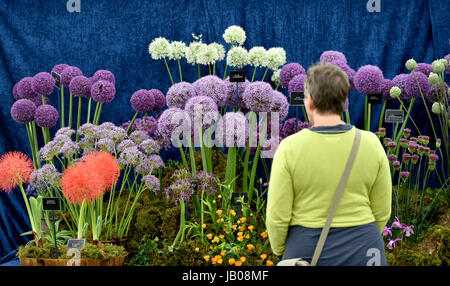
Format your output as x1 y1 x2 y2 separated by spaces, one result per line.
237 236 243 242
61 163 105 205
217 258 223 264
228 258 235 265
216 209 223 215
82 151 120 191
202 224 206 229
211 258 217 265
231 225 237 230
240 257 246 262
209 246 214 250
260 254 267 260
266 260 274 266
234 261 242 266
248 225 254 232
230 210 236 216
260 232 268 238
224 230 230 234
0 152 33 192
204 255 210 261
237 231 243 237
219 235 225 239
206 233 213 240
246 244 254 250
212 236 220 243
245 234 250 239
221 250 226 256
239 226 245 232
240 217 247 223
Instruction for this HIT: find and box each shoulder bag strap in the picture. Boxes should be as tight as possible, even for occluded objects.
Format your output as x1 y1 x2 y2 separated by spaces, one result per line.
310 128 362 266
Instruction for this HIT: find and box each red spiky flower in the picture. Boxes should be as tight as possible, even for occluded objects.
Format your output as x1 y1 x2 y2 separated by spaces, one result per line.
82 151 120 191
0 152 34 192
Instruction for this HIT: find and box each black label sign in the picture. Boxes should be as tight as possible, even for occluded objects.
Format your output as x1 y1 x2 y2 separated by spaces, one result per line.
51 71 62 89
385 109 404 123
290 92 304 106
231 192 248 207
43 197 61 211
230 71 246 82
367 94 382 104
67 239 85 249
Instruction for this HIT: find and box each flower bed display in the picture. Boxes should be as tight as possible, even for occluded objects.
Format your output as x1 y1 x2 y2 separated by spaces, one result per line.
2 25 449 266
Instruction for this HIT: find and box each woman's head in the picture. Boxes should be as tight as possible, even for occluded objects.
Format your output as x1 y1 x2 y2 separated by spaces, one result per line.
304 63 349 121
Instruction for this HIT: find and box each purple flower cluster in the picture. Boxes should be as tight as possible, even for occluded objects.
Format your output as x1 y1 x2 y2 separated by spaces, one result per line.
10 99 36 124
164 169 197 204
69 76 92 98
131 89 155 113
354 65 384 95
280 118 311 138
243 81 274 112
280 63 305 88
184 96 218 130
149 89 166 111
129 130 150 145
287 73 306 94
224 77 249 109
30 164 61 188
91 70 116 85
31 95 51 107
392 74 410 101
193 75 228 107
143 174 160 194
320 51 347 64
61 66 83 87
330 60 356 90
380 79 396 99
118 146 145 167
270 91 289 121
34 104 59 128
383 217 414 250
136 155 165 174
215 112 249 147
139 138 161 154
195 171 218 196
427 81 449 103
16 77 39 99
166 82 197 109
157 108 190 144
91 80 116 103
405 72 431 99
415 63 433 76
32 72 55 95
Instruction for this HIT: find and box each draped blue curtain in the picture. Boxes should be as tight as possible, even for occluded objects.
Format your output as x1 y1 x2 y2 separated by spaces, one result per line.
0 0 449 260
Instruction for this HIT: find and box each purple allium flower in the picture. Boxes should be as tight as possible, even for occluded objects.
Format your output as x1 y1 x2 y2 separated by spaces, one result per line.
166 82 196 109
387 238 402 250
382 226 392 237
96 138 116 154
387 154 397 162
280 63 305 88
411 154 419 164
380 79 395 99
69 75 92 98
320 50 347 64
118 146 145 166
392 74 410 101
51 64 69 75
271 91 289 121
78 123 98 138
195 171 218 196
192 75 228 107
330 60 355 90
31 95 51 107
38 141 58 161
288 73 306 94
91 70 115 85
243 81 274 112
427 82 449 103
129 130 150 145
157 107 190 143
34 104 59 128
12 82 20 100
429 153 439 161
60 66 83 87
399 171 410 181
354 65 384 95
30 164 61 188
387 141 397 150
224 76 249 109
31 72 55 95
401 224 414 237
378 127 386 137
143 174 160 194
418 135 430 145
403 128 411 136
90 80 116 103
405 72 431 99
215 112 249 147
185 96 218 130
10 99 37 124
55 127 75 138
131 89 155 113
399 138 409 148
60 141 80 157
149 89 165 111
415 63 433 77
135 116 158 136
392 161 401 171
17 77 39 99
164 178 195 205
280 118 311 138
402 153 411 163
139 138 161 154
117 139 137 153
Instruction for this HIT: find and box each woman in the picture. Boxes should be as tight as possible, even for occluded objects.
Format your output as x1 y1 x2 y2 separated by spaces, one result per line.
266 63 392 266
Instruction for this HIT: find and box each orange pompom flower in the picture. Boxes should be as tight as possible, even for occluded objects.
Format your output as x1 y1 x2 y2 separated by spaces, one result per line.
0 152 34 192
266 260 274 266
61 162 105 205
82 151 120 191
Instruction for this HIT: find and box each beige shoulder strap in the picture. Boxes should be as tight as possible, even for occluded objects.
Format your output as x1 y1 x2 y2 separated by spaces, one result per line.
310 128 362 266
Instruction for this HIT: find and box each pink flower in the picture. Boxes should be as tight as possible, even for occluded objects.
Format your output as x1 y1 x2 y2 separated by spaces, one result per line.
401 224 414 237
391 217 402 228
382 226 392 237
387 238 402 250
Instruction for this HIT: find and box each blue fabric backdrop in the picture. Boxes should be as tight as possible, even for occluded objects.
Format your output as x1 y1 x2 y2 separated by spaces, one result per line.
0 0 449 260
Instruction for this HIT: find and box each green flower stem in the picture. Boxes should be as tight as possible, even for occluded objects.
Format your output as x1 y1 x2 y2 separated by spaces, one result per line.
60 86 65 128
198 128 208 172
378 99 387 129
200 189 205 241
31 121 41 168
189 138 197 176
367 103 372 131
413 71 438 141
41 127 48 145
94 103 103 125
251 66 257 82
249 117 267 197
171 198 186 249
163 57 174 85
122 183 146 237
178 59 183 82
394 98 416 143
18 183 37 237
223 65 228 80
198 64 201 79
364 95 368 130
261 67 269 81
77 200 86 239
213 62 216 76
176 138 189 169
76 96 82 143
86 97 92 124
126 111 139 135
25 123 38 169
243 113 257 193
68 92 73 128
208 64 212 75
275 83 280 90
92 102 100 125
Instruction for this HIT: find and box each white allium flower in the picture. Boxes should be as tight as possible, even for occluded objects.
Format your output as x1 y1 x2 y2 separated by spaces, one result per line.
148 37 170 60
185 41 207 65
271 68 281 85
168 41 187 60
249 47 269 68
431 102 445 114
267 47 287 70
197 44 219 65
210 42 226 61
223 25 246 46
226 46 249 68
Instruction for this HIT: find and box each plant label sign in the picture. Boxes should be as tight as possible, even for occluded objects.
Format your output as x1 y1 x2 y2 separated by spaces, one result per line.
231 192 248 207
290 92 304 106
367 94 382 104
67 239 85 249
229 71 246 82
42 197 61 211
385 109 404 123
51 71 62 89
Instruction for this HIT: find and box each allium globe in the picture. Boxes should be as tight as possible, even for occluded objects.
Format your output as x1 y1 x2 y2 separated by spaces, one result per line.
157 107 190 143
166 82 196 109
392 74 410 101
184 96 218 130
34 104 59 128
330 60 355 90
69 75 92 98
405 72 431 99
193 75 227 107
224 76 249 109
354 65 384 95
320 51 347 64
149 89 165 111
91 70 115 85
32 72 55 95
381 79 396 99
17 77 39 99
288 74 306 94
51 64 69 75
61 66 83 87
243 81 274 112
280 63 305 88
215 112 249 147
31 95 51 107
90 80 116 103
131 89 155 113
11 99 37 124
271 91 289 121
415 63 433 76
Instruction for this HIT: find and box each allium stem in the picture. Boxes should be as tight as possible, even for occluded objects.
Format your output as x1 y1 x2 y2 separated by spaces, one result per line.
60 86 65 128
261 67 269 82
363 95 368 130
198 64 201 79
251 66 257 82
163 57 174 85
25 123 38 169
178 59 183 82
31 121 41 168
208 64 212 75
76 96 82 142
126 111 139 135
86 97 92 124
275 83 280 90
94 103 103 125
68 92 73 128
223 64 228 80
378 99 387 129
189 139 197 176
367 103 372 131
213 62 216 76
